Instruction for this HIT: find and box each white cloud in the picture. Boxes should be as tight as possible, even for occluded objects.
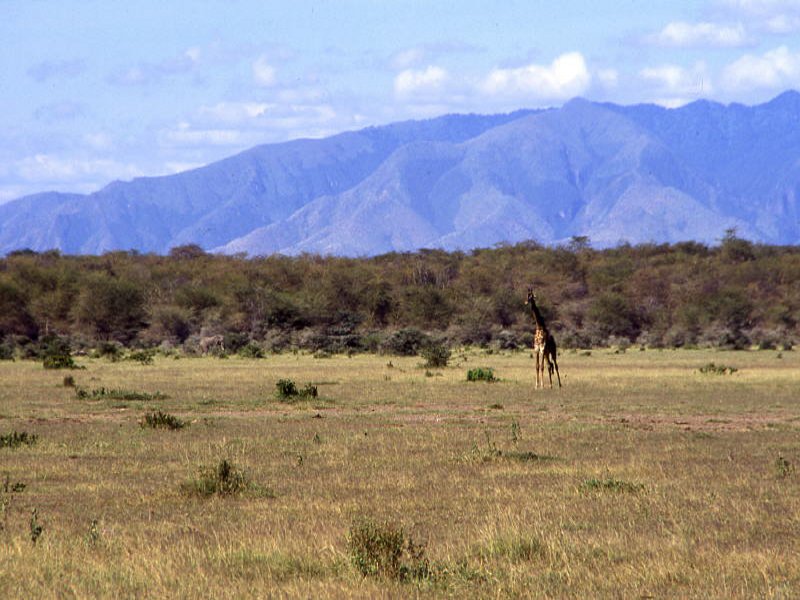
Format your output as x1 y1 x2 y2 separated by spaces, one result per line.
159 124 247 147
27 59 86 82
394 65 450 96
721 45 800 90
108 47 202 86
391 48 426 70
198 102 272 123
14 154 143 183
253 55 277 87
83 133 113 150
717 0 800 33
639 62 712 106
646 21 750 47
480 52 591 101
597 69 619 89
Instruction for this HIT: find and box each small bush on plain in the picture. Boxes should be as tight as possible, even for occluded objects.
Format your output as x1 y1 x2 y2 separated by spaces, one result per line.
0 431 38 449
347 517 431 581
76 387 168 401
581 477 644 493
127 349 155 365
698 362 738 375
467 367 498 382
238 342 264 359
420 341 451 368
182 459 253 498
140 410 187 430
275 378 318 401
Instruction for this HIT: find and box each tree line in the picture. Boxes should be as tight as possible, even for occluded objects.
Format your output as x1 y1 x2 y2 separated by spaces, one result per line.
1 232 798 356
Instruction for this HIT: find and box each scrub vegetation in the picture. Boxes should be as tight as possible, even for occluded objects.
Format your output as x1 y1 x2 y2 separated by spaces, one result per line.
1 233 798 360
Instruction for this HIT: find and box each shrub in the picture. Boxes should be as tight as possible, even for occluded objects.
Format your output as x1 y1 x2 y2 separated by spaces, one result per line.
275 379 318 401
275 378 299 397
0 341 14 361
30 508 43 545
698 363 738 375
775 455 794 479
43 353 79 370
467 367 498 382
581 478 644 493
0 431 38 449
238 342 264 359
381 328 430 356
181 459 273 499
420 341 451 368
127 349 155 365
347 517 430 581
97 341 123 361
140 410 187 430
76 387 168 401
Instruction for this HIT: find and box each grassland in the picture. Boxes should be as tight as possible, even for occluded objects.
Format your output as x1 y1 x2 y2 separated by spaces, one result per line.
0 348 798 598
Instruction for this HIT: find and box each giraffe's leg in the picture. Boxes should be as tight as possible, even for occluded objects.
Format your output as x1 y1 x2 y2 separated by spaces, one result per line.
552 355 562 388
546 356 554 388
535 352 541 389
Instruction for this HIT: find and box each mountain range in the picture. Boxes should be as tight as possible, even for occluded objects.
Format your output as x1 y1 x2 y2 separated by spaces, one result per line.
2 92 800 256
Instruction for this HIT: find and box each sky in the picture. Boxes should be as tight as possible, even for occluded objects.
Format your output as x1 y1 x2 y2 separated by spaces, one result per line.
3 0 800 203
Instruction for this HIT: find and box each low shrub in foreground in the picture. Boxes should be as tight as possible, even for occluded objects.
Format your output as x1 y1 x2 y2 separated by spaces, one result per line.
467 367 498 382
275 378 318 401
698 362 738 375
0 431 38 449
420 341 451 368
127 349 155 365
581 477 644 493
43 353 80 370
76 387 168 401
181 459 274 499
347 517 431 581
140 410 187 430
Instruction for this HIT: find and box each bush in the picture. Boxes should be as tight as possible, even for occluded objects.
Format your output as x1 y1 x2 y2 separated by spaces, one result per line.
381 328 430 356
0 340 14 361
127 349 155 365
581 478 644 493
182 459 249 497
76 387 168 401
97 341 123 361
140 410 187 430
181 459 274 499
238 342 264 359
467 367 498 382
698 362 738 375
420 341 451 368
43 353 79 370
39 336 81 369
0 431 38 449
275 379 318 401
347 517 430 581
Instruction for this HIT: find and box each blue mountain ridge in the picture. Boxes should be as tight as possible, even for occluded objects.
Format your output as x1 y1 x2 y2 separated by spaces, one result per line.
2 94 799 256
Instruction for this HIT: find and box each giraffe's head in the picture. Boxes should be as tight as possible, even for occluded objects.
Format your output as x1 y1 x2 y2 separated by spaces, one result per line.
525 287 537 306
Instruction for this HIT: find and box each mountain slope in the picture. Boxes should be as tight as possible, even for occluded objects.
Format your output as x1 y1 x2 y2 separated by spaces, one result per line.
0 111 532 255
2 94 800 256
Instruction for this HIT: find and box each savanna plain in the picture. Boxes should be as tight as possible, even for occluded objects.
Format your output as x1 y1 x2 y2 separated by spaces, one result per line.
1 348 798 598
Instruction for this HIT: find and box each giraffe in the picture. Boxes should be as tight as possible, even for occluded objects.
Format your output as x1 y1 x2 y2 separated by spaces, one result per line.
525 287 562 389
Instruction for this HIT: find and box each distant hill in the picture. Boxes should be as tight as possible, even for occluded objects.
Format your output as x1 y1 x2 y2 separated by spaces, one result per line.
2 93 800 256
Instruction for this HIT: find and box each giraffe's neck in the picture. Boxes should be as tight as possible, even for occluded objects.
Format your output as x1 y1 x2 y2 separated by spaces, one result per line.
529 302 547 332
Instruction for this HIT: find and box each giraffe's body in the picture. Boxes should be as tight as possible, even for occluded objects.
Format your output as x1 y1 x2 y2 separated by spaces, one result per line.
526 288 561 389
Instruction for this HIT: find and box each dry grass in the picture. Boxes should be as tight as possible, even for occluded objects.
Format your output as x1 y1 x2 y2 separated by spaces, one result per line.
0 347 798 598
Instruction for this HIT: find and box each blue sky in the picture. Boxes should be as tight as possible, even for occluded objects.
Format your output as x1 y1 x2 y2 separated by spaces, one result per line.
3 0 800 202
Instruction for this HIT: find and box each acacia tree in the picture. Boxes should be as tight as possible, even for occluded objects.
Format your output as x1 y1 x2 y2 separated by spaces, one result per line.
75 275 147 342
